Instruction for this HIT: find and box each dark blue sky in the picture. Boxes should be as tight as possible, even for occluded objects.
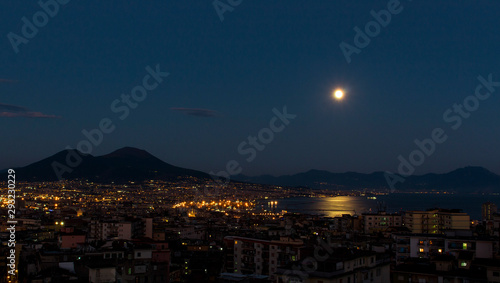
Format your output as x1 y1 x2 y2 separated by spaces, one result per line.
1 1 500 176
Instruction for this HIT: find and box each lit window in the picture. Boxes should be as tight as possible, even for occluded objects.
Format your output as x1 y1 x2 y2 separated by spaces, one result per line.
419 248 424 253
438 249 442 253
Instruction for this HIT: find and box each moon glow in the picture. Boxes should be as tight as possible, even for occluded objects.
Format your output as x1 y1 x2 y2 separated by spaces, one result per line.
333 89 344 100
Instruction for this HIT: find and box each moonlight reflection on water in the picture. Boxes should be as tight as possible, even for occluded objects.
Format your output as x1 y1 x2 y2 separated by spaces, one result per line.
270 194 500 219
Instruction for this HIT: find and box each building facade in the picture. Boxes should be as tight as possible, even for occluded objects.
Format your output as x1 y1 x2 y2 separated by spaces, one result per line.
362 212 402 234
223 236 304 280
404 209 470 234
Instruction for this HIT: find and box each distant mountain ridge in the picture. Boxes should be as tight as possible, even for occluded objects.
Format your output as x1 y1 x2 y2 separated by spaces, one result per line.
234 166 500 193
6 147 210 182
3 147 499 193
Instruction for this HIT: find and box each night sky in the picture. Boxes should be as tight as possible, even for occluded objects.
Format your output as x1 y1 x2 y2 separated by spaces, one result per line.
1 1 500 177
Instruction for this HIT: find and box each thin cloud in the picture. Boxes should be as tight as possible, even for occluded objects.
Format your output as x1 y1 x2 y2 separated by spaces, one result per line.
0 79 19 83
0 103 60 119
171 107 220 118
0 103 27 112
0 112 61 118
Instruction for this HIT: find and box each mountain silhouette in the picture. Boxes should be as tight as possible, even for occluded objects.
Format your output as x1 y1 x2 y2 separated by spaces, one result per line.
5 148 500 193
235 166 500 193
8 147 210 182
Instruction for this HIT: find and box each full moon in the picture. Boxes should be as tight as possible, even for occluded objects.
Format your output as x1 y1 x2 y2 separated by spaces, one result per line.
333 89 344 100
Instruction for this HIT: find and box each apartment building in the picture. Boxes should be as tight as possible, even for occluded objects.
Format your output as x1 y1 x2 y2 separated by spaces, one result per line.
362 211 403 234
276 249 391 283
482 202 498 221
223 236 304 280
393 233 497 265
404 209 470 234
89 218 144 240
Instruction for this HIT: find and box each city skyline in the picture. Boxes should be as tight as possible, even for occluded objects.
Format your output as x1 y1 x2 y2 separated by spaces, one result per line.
2 1 500 177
